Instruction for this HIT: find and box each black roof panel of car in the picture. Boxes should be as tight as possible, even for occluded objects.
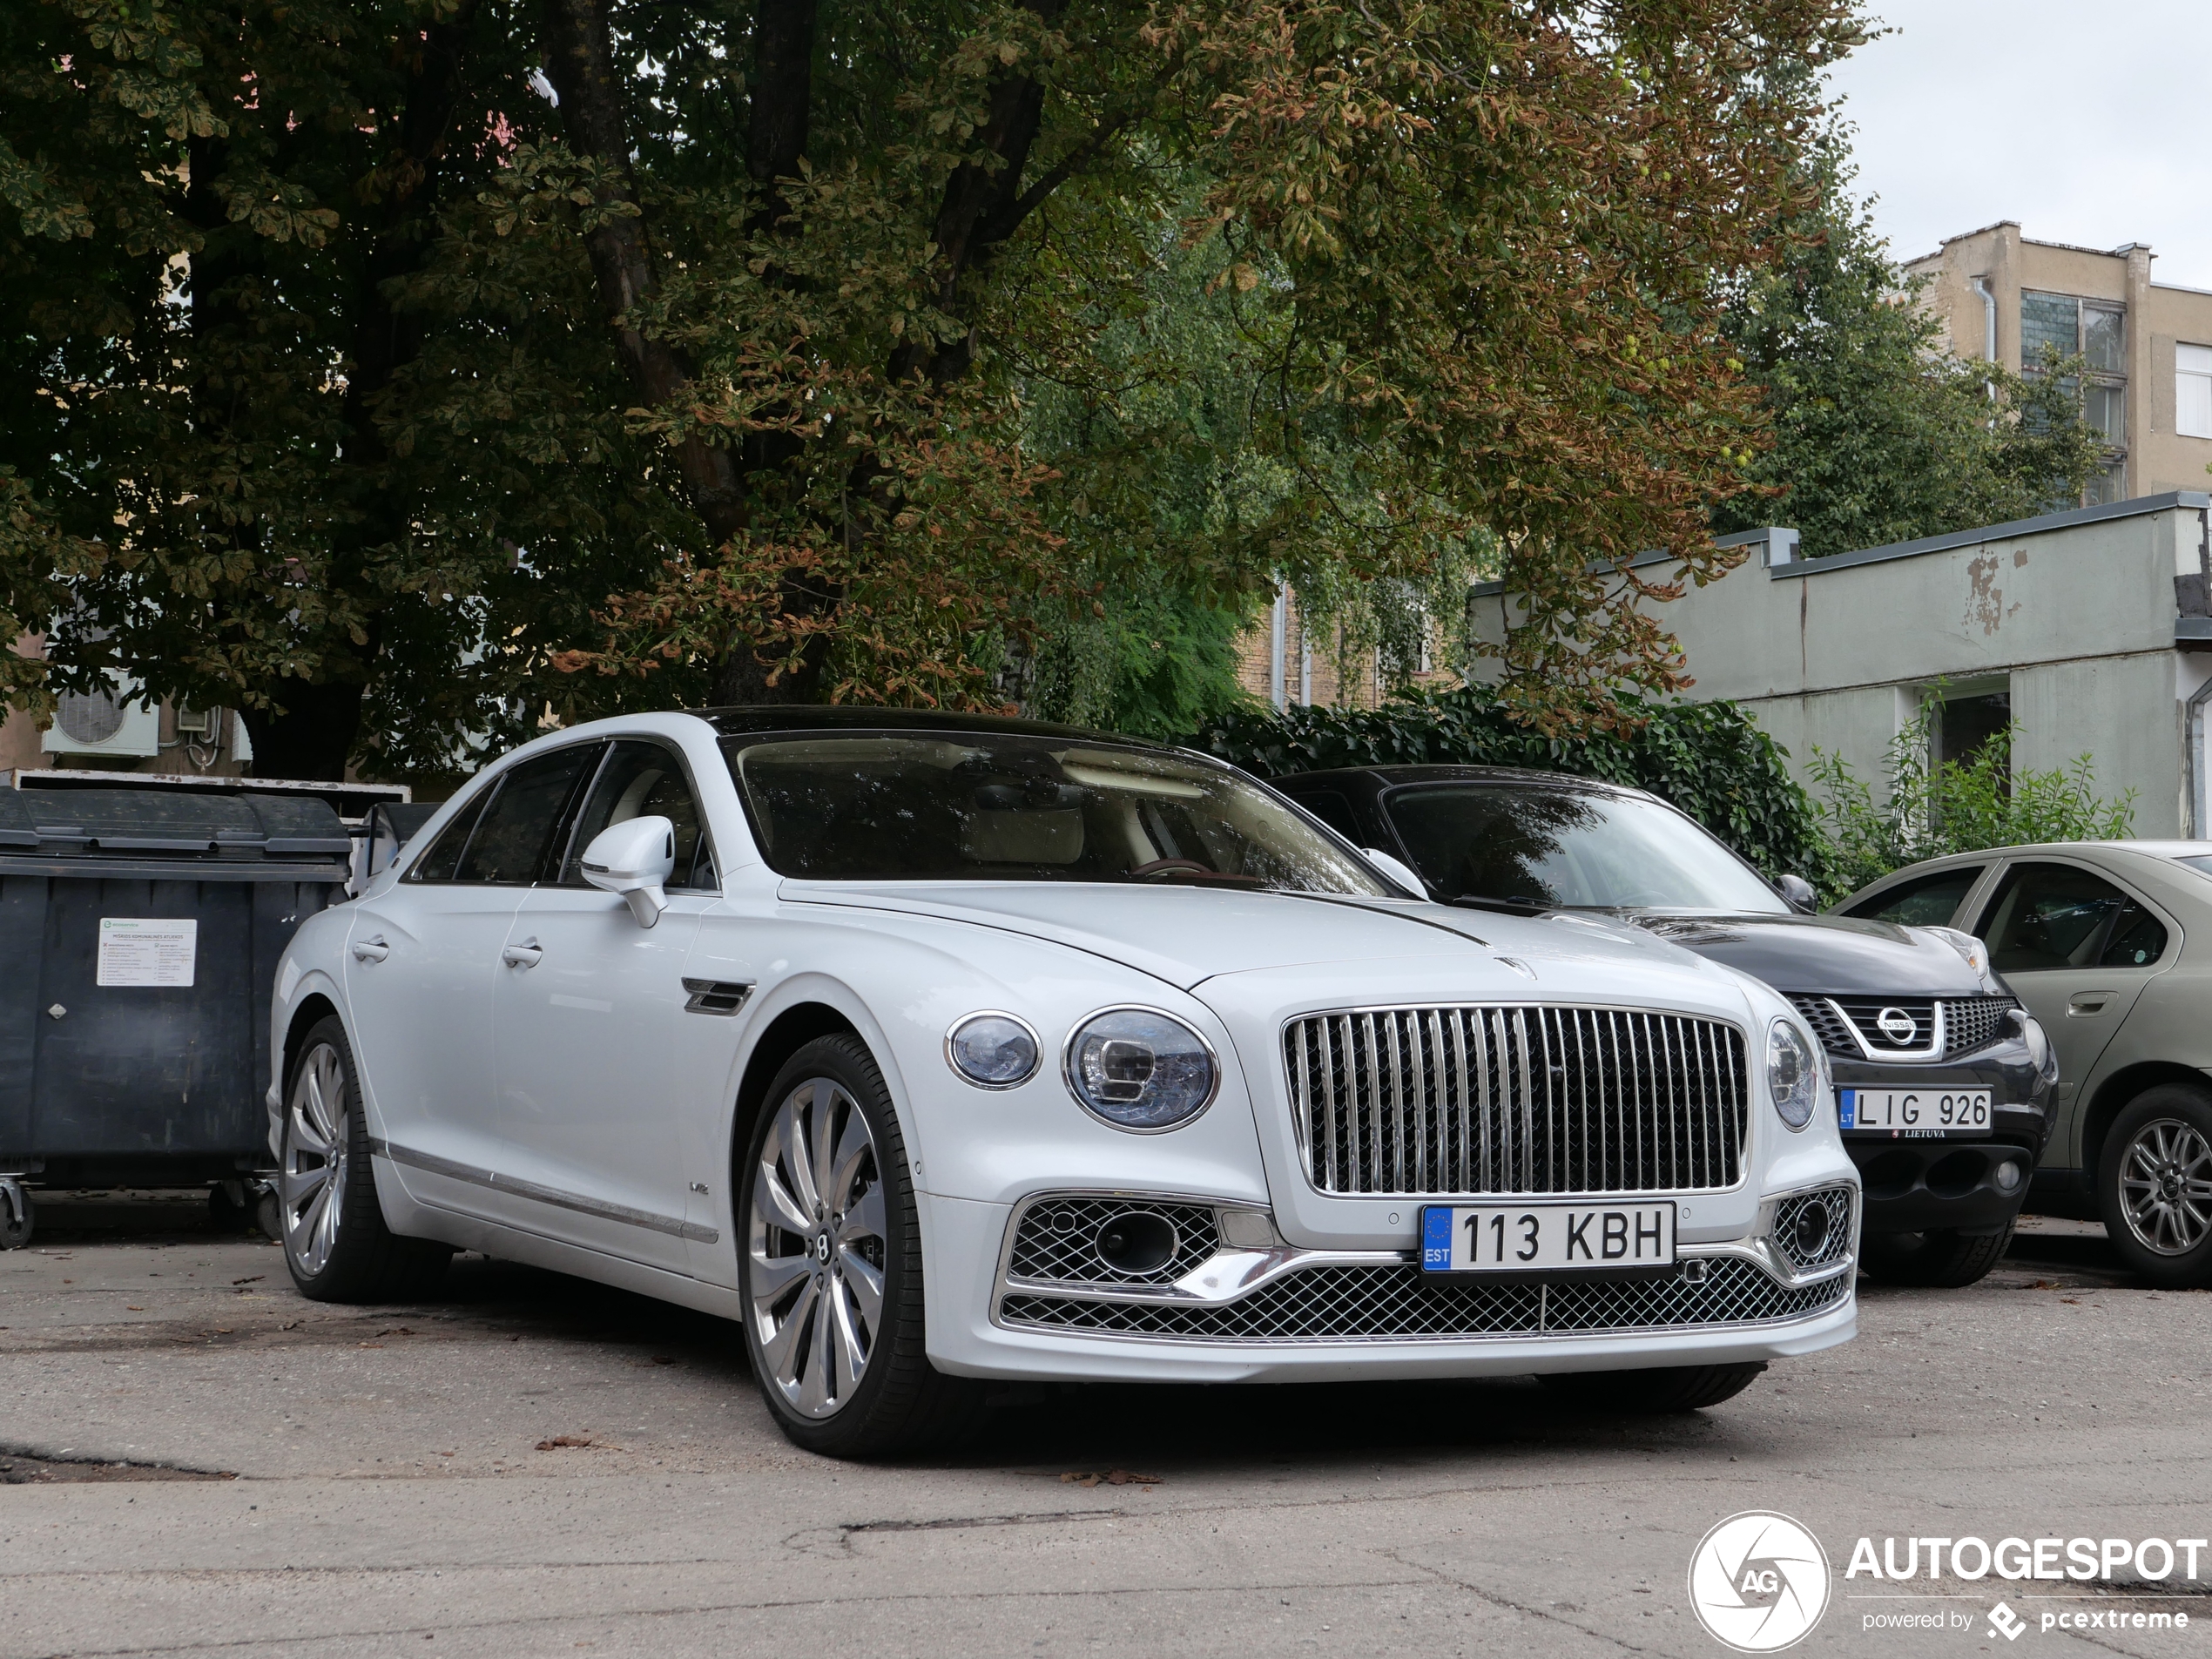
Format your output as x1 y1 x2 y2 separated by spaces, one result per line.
701 705 1158 746
1272 763 1646 796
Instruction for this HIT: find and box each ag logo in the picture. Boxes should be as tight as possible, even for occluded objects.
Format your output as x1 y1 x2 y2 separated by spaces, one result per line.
1688 1511 1831 1652
1876 1007 1919 1044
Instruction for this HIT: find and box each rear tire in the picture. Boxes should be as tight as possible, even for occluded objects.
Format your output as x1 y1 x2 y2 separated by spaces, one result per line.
1540 1362 1767 1413
0 1184 31 1251
279 1017 451 1303
1858 1219 2015 1288
2097 1086 2212 1288
736 1035 981 1457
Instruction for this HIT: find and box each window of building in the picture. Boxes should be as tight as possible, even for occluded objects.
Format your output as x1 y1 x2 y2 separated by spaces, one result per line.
2020 291 2127 503
2178 343 2212 440
2087 461 2128 504
2020 291 2080 367
2085 382 2126 443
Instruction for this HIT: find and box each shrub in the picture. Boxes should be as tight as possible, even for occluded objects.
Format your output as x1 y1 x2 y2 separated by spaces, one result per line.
1807 711 2136 904
1186 684 1826 882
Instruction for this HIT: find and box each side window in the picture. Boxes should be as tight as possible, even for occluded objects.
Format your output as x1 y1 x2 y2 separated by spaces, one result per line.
1285 788 1361 842
406 788 494 883
560 740 714 891
453 744 603 886
1976 862 2168 974
1842 866 1984 927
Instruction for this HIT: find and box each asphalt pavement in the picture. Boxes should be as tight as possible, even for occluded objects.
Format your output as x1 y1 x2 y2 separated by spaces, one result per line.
2 1203 2207 1658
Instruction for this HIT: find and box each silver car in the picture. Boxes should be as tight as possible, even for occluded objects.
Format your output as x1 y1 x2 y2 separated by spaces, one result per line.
1837 843 2212 1286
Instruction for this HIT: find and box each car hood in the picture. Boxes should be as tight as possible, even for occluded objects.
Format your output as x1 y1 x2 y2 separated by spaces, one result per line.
1621 910 1986 995
782 880 1737 1001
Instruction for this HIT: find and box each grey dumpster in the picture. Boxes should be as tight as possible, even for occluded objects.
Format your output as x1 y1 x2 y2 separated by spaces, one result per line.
0 787 353 1245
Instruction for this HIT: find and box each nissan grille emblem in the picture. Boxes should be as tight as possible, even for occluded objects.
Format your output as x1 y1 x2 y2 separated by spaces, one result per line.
1876 1007 1919 1044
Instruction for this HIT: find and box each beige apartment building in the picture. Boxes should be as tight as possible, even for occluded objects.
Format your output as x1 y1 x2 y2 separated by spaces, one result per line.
1907 222 2212 503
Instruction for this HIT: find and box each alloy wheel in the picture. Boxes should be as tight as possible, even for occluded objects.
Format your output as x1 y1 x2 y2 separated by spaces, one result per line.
2116 1117 2212 1256
745 1078 887 1419
282 1041 350 1277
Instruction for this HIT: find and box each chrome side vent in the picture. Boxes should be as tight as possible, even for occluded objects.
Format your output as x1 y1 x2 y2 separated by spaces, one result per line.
682 978 754 1016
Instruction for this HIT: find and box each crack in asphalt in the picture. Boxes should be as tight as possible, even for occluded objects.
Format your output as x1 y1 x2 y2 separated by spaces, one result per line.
1379 1545 1661 1654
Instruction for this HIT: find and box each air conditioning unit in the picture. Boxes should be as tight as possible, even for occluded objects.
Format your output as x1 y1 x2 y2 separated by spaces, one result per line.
43 681 160 759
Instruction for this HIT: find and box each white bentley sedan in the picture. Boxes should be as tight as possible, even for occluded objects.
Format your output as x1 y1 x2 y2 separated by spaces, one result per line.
266 709 1858 1454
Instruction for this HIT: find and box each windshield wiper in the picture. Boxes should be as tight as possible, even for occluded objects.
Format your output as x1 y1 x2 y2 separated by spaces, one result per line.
1443 894 1551 916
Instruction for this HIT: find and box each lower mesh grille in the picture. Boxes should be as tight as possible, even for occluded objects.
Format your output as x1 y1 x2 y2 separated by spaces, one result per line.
1006 1198 1221 1286
998 1256 1847 1342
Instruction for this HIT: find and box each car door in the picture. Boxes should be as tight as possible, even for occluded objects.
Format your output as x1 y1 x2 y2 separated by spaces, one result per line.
1973 859 2175 1143
342 744 601 1217
489 738 718 1271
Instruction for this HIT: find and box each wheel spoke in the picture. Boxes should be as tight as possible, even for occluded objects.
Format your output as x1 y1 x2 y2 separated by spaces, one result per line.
307 1050 343 1143
746 1249 812 1305
838 1185 885 1247
752 1158 813 1238
296 1181 333 1269
288 1106 329 1160
796 1293 834 1415
828 1109 873 1211
781 1087 823 1216
827 1284 869 1399
839 1250 885 1331
284 1161 330 1204
812 1087 847 1220
759 1275 819 1387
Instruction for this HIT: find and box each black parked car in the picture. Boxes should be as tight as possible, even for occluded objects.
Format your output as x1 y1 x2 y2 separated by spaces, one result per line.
1271 765 2060 1287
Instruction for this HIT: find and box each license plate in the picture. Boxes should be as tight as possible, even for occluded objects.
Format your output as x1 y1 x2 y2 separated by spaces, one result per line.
1420 1202 1676 1273
1838 1087 1992 1136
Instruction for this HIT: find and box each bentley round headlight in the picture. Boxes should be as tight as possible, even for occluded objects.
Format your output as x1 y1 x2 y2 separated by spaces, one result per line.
1768 1018 1819 1131
945 1013 1041 1089
1063 1008 1218 1131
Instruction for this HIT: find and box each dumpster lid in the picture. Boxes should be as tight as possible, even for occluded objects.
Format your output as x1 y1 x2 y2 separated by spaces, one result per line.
0 787 351 860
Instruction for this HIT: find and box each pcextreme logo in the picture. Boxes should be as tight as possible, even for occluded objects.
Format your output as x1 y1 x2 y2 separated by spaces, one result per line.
1689 1511 1833 1652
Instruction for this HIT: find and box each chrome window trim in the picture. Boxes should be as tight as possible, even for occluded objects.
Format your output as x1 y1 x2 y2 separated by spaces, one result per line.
1278 1001 1753 1200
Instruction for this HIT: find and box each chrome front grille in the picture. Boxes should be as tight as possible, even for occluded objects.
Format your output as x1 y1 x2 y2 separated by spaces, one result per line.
1283 1006 1748 1197
998 1256 1847 1343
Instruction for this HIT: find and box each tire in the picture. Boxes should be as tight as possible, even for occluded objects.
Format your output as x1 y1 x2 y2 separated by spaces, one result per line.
0 1184 31 1251
2097 1085 2212 1288
736 1034 981 1457
1540 1361 1767 1413
1858 1219 2016 1288
279 1016 451 1303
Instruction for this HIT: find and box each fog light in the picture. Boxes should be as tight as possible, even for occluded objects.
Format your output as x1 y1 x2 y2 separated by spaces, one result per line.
1095 1211 1177 1275
1994 1160 2024 1193
1793 1204 1831 1258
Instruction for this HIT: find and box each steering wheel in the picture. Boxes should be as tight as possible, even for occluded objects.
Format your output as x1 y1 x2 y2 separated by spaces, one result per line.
1129 858 1216 880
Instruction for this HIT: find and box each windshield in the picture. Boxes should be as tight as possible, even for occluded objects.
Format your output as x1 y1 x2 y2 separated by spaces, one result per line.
1381 783 1788 914
723 732 1393 894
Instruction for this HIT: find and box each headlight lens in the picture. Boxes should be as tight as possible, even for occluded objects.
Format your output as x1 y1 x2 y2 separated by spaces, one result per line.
1768 1018 1820 1130
2018 1011 2056 1081
945 1014 1040 1089
1064 1008 1217 1131
1923 925 1993 981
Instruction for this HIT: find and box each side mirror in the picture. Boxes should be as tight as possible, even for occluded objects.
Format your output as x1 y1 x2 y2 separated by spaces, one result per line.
1776 873 1817 914
580 815 677 927
1362 847 1427 899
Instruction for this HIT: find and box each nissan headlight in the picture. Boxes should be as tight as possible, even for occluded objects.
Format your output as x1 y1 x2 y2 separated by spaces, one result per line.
1064 1008 1218 1131
1768 1018 1820 1131
2016 1009 2057 1082
945 1013 1041 1089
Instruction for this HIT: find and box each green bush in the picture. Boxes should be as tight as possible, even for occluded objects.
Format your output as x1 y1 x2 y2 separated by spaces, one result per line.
1807 711 2136 904
1186 685 1826 882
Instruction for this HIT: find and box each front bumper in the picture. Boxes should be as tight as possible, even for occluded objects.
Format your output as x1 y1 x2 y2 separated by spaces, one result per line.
1834 1051 2048 1237
919 1184 1858 1384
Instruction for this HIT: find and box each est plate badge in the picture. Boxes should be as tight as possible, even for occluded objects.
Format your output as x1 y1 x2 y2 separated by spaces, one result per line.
1420 1201 1676 1274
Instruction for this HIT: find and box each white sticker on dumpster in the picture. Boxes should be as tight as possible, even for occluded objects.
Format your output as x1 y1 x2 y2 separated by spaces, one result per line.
97 918 198 988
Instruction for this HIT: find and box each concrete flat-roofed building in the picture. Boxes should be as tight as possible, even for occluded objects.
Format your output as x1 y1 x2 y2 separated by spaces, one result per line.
1469 495 2212 839
1907 222 2212 505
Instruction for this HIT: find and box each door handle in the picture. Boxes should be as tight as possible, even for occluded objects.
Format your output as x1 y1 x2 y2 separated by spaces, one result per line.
502 937 543 968
351 935 390 963
2067 992 2112 1016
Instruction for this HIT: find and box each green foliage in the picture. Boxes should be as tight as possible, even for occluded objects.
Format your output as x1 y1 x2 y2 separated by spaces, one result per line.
1189 684 1826 881
1806 710 2137 903
1715 108 2109 557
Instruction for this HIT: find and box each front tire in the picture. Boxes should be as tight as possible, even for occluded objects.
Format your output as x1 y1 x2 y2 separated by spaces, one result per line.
1540 1362 1767 1413
2098 1086 2212 1287
737 1035 979 1457
279 1017 451 1303
1858 1220 2015 1288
